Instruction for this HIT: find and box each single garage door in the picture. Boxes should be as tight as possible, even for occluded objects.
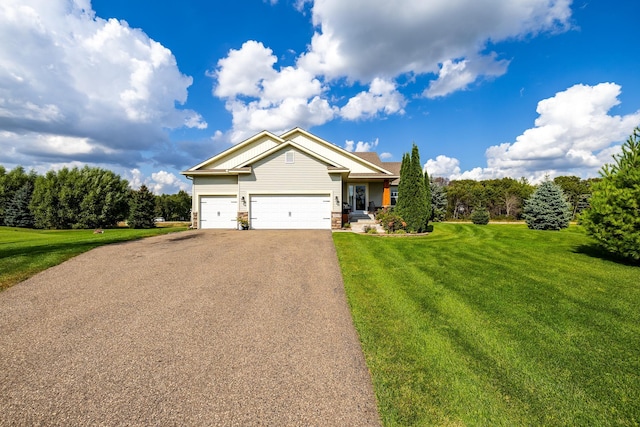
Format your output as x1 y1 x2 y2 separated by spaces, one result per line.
200 196 237 229
250 195 331 229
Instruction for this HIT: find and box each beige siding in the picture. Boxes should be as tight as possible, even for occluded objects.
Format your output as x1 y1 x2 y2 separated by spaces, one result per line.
203 136 279 170
192 176 238 214
368 182 384 208
239 148 342 213
288 134 384 174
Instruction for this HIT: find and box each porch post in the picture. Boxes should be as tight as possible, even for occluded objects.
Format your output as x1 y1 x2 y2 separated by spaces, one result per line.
382 179 391 207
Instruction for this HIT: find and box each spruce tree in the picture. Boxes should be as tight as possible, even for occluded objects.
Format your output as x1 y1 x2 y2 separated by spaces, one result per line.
430 180 447 221
4 182 35 228
581 127 640 261
128 185 156 229
523 180 571 230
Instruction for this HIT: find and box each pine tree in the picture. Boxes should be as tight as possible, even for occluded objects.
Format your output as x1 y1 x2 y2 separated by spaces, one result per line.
470 206 490 225
581 127 640 261
4 182 35 228
523 180 571 230
128 185 156 229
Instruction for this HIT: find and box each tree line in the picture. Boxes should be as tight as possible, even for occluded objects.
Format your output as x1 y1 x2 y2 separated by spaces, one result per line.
430 175 598 222
0 165 191 229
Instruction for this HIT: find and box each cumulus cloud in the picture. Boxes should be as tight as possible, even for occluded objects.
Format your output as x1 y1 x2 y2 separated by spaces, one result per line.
0 0 205 169
340 78 406 120
212 0 572 140
344 138 379 152
424 155 461 177
298 0 571 82
429 83 640 181
127 169 190 194
380 152 393 160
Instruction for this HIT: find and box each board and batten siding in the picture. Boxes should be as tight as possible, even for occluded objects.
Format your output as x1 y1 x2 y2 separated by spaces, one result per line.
239 148 342 213
192 175 238 215
203 136 279 170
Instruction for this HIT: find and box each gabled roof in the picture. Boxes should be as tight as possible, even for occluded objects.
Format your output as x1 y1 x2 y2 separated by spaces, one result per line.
182 127 399 178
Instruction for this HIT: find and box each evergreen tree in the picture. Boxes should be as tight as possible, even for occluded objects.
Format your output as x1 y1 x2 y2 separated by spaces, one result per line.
430 180 448 221
128 185 156 229
470 206 490 225
523 180 571 230
0 166 37 226
4 182 35 228
424 170 432 229
581 127 640 261
396 144 428 233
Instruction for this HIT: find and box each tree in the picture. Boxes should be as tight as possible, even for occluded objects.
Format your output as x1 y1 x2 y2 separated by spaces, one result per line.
470 206 490 225
523 180 572 230
128 185 156 229
424 169 432 229
554 175 593 219
4 182 35 228
430 179 447 221
396 144 429 233
0 166 37 225
581 127 640 261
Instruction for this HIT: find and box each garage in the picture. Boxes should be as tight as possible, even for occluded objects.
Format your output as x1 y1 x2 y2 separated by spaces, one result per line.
250 195 331 229
200 196 238 229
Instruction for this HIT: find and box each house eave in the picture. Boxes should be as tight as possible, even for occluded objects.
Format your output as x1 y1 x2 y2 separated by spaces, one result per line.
181 167 252 176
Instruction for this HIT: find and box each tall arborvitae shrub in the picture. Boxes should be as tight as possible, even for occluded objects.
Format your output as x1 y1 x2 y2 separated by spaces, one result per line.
581 127 640 261
424 170 432 229
4 182 35 228
523 180 572 230
128 185 156 229
396 144 429 233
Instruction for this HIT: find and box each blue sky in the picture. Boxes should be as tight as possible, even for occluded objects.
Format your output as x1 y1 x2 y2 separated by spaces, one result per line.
1 0 639 193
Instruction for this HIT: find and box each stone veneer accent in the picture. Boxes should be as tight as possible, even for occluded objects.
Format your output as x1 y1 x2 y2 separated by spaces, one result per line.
331 212 341 230
238 211 249 229
192 211 198 229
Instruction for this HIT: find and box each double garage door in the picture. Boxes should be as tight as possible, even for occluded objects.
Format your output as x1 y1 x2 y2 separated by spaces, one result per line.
199 194 331 229
250 195 331 229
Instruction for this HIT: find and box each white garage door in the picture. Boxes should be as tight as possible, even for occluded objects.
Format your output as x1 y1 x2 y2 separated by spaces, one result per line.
250 195 332 229
200 196 237 229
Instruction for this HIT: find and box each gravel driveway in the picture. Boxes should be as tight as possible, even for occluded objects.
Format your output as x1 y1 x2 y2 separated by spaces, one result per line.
0 230 380 426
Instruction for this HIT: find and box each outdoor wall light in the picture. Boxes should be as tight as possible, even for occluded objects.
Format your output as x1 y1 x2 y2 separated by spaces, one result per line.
241 196 246 205
335 196 339 205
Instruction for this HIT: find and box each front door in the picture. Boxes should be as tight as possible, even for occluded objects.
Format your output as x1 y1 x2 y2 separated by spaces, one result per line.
348 184 367 212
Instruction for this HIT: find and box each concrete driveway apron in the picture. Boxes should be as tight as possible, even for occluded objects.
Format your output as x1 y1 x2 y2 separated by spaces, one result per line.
0 230 380 426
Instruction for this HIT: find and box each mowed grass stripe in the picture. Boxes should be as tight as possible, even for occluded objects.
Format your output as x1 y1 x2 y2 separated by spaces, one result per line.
334 224 640 426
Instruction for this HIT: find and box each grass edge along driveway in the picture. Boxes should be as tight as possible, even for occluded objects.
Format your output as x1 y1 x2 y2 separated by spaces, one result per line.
333 223 639 426
0 226 187 291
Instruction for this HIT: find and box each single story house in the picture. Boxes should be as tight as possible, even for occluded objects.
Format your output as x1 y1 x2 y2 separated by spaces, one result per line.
181 128 401 230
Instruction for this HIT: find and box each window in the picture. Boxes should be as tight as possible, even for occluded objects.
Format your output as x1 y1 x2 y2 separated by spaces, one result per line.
285 151 295 164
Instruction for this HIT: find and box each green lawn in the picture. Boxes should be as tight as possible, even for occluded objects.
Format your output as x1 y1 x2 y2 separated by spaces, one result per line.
333 224 640 426
0 226 187 291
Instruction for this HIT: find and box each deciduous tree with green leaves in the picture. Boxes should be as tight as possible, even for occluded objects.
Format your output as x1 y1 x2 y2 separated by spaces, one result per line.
581 127 640 261
523 179 572 230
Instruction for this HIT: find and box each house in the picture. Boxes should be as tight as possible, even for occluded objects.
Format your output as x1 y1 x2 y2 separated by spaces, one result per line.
181 128 400 230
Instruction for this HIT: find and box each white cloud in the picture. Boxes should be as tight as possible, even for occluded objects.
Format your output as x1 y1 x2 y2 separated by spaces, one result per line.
380 152 393 160
0 0 205 168
298 0 571 83
344 138 379 152
424 54 510 98
340 78 406 120
431 83 640 182
424 155 461 177
212 1 573 140
127 169 190 195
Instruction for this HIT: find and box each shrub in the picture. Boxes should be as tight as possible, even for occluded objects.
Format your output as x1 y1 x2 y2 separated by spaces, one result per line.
523 180 571 230
376 207 407 233
365 226 378 234
470 207 490 225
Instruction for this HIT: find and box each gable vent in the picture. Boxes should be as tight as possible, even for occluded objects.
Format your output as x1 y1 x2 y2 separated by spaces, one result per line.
285 151 295 164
